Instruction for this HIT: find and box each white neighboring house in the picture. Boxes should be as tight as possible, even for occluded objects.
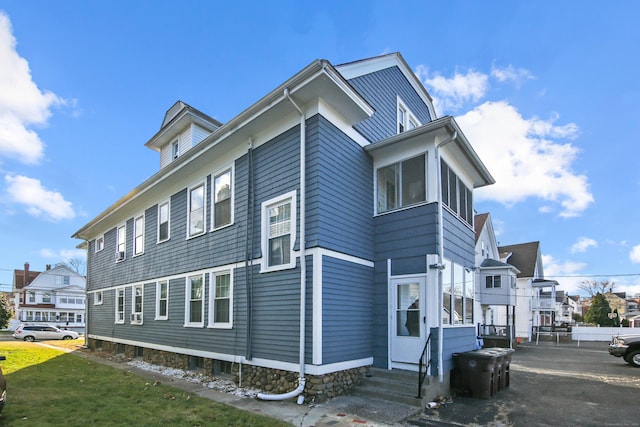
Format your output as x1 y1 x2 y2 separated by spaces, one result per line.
13 264 86 329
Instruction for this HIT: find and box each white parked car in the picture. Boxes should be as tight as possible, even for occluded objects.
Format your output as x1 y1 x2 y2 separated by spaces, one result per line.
12 324 79 341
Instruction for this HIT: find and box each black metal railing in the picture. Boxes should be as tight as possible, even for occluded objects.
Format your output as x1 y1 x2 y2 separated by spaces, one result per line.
417 331 432 398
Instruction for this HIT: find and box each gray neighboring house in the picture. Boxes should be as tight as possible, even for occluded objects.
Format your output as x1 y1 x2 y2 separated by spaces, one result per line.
73 52 494 401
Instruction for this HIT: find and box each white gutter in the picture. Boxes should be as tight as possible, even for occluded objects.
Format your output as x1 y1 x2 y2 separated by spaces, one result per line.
257 88 307 404
435 131 457 383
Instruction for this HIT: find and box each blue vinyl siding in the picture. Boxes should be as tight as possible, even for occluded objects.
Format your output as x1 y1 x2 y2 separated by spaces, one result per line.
348 66 432 143
442 208 475 267
430 326 477 374
322 256 373 364
371 203 439 367
306 115 374 260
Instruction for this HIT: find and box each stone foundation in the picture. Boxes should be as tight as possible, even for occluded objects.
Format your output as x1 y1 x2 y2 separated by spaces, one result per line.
86 338 369 401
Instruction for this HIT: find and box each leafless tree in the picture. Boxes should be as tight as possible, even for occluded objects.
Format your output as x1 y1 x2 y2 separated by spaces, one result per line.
578 279 615 297
58 257 86 276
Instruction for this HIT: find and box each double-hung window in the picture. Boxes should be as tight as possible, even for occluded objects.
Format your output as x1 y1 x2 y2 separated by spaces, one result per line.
116 224 126 262
261 191 296 271
155 280 168 320
115 288 125 324
213 168 232 229
158 201 170 242
486 275 502 289
94 291 103 305
172 139 180 160
188 183 206 238
131 284 143 324
442 259 474 326
185 275 204 327
95 235 104 252
397 98 419 134
377 154 426 213
209 270 232 328
133 214 144 256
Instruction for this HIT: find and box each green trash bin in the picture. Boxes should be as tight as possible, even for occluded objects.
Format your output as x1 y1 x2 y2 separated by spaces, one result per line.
453 350 498 399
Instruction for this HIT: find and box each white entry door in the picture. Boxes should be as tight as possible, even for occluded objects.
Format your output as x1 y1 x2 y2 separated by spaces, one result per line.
391 277 426 365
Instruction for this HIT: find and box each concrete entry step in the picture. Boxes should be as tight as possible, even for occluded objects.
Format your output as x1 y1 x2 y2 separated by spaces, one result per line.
352 367 426 407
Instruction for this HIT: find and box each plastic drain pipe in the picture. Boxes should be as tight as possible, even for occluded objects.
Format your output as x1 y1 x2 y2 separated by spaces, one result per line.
257 87 307 404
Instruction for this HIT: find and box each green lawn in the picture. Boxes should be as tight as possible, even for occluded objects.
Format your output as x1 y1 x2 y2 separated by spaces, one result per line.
0 341 291 426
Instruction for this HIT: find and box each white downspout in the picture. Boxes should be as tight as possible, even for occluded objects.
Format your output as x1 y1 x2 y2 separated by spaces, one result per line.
257 88 307 403
435 131 457 383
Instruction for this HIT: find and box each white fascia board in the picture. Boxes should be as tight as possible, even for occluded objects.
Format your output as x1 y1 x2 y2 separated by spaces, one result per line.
336 52 436 120
73 59 371 242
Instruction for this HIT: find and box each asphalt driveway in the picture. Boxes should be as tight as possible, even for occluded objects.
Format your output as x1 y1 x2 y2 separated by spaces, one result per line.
409 341 640 426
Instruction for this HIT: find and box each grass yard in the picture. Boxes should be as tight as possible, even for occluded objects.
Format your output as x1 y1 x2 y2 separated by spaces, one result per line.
0 340 291 426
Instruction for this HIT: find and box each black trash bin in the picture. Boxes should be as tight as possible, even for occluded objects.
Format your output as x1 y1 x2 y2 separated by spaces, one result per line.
453 350 498 399
484 347 515 390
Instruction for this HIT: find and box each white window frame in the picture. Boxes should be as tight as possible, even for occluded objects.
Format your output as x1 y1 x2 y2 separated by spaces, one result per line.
208 270 233 329
115 288 125 324
187 181 206 238
95 235 104 252
172 139 180 160
155 280 169 320
211 166 234 231
261 191 297 272
94 291 103 305
376 154 427 214
116 223 126 262
185 275 205 327
397 97 420 134
131 284 143 324
133 213 145 256
157 200 170 243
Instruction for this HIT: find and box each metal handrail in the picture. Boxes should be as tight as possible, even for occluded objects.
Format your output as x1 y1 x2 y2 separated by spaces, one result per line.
417 331 432 398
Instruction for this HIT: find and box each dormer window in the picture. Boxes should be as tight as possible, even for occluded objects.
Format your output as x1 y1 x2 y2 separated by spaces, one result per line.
397 98 419 134
172 140 180 160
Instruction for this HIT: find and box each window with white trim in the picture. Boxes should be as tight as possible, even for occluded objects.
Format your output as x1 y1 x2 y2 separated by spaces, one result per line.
442 259 474 325
131 284 143 324
212 168 232 229
397 98 419 134
95 235 104 252
209 271 232 328
185 275 204 326
158 201 170 242
115 288 125 324
377 154 426 213
440 159 473 226
188 183 206 237
261 191 296 271
133 214 145 256
485 275 502 289
94 291 103 305
116 224 126 262
172 139 179 160
156 280 168 320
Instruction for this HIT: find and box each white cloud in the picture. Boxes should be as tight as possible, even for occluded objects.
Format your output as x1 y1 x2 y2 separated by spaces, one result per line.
0 12 63 164
571 237 598 253
5 174 75 221
456 101 593 218
490 64 535 87
415 65 488 115
542 254 587 294
629 245 640 264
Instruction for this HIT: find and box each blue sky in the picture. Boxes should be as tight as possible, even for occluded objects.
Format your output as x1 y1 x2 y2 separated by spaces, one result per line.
1 1 639 297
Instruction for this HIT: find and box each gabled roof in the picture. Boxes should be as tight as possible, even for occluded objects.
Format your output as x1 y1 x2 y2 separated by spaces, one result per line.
474 212 489 243
336 52 436 120
145 101 223 152
479 258 520 274
13 268 41 290
73 58 375 241
499 241 541 278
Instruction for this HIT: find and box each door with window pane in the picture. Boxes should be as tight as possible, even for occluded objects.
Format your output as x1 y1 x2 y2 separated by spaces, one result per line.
391 277 426 365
